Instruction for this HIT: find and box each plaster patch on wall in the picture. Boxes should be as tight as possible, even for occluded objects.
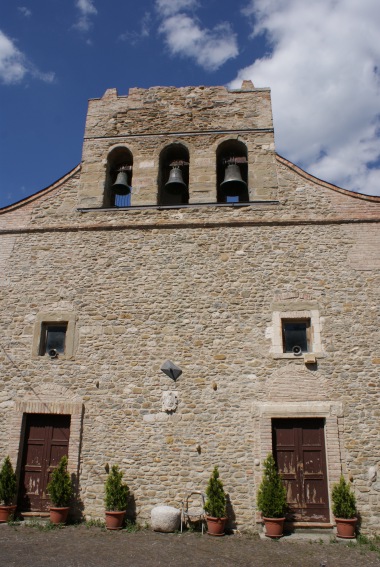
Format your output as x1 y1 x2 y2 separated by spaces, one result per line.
345 226 380 270
139 160 155 169
265 326 273 340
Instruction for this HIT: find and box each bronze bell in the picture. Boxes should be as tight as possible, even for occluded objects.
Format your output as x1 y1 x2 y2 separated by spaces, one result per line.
112 170 131 196
220 163 247 199
165 166 187 194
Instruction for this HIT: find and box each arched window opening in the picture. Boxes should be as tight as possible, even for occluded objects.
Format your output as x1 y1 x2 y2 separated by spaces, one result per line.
216 141 249 203
158 144 189 206
105 147 133 208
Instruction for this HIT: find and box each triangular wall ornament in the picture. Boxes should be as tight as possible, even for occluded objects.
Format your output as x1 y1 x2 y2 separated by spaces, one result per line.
160 360 182 381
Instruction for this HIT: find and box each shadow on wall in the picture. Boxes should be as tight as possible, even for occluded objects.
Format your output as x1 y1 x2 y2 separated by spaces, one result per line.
226 493 237 532
126 493 137 524
71 472 84 522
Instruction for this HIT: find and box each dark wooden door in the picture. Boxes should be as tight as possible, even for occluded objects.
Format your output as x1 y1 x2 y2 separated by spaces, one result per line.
18 414 71 511
272 418 329 522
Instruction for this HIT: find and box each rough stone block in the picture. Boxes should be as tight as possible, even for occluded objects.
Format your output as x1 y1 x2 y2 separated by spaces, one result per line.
151 505 181 533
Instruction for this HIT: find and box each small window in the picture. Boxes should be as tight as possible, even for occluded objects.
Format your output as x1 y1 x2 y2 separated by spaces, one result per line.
282 319 310 354
39 323 68 356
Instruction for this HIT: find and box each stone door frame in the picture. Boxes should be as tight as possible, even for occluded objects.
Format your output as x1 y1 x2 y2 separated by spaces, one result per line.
7 385 83 483
253 401 344 525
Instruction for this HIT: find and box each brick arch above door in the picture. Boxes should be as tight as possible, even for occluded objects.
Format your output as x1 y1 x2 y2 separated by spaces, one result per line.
8 384 83 479
265 366 330 402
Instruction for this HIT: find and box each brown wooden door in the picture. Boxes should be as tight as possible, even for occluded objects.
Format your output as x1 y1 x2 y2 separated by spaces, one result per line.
272 418 329 522
18 414 71 511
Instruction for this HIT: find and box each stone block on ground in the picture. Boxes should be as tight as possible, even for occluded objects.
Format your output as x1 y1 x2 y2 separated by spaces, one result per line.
151 505 181 533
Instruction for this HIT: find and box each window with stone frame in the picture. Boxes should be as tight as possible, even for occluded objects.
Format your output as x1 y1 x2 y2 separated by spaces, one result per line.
32 312 76 359
271 304 323 359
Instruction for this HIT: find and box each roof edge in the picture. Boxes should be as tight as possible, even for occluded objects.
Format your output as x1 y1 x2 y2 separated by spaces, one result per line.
276 154 380 202
0 165 81 214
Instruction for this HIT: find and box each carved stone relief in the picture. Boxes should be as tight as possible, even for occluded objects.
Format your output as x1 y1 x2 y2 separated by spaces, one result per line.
162 391 178 412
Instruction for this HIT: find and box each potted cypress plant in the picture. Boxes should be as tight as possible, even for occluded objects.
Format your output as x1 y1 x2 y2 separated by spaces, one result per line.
104 465 130 530
0 456 17 522
332 475 357 539
204 466 227 536
47 456 73 524
257 454 287 538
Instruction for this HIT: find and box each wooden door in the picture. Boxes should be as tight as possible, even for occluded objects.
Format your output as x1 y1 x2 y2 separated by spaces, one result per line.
18 414 71 511
272 418 329 522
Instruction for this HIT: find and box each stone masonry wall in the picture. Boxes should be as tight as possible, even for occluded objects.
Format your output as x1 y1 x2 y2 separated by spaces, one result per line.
0 84 380 533
0 161 379 532
79 84 277 207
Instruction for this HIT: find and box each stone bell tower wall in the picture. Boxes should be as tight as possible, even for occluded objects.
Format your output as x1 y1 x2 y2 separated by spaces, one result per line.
78 83 278 208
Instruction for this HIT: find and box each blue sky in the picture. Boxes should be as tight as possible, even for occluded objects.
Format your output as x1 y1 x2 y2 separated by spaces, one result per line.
1 0 379 208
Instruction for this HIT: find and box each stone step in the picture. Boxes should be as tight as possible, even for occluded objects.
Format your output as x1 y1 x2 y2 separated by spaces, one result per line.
21 512 50 525
259 520 338 542
286 523 334 535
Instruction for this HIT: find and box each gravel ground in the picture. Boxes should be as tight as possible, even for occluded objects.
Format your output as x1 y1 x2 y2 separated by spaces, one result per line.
1 524 380 567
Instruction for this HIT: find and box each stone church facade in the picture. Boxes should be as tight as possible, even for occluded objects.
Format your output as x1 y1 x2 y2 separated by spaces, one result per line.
0 81 379 533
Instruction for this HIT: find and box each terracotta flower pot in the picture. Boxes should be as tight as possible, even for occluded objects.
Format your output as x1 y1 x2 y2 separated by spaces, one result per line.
0 505 17 523
335 517 357 539
50 506 70 524
263 516 285 538
205 515 227 536
105 510 126 530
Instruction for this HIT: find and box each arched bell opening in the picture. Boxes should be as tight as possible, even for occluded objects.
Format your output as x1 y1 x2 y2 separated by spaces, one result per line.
157 144 189 206
216 140 249 203
104 147 133 208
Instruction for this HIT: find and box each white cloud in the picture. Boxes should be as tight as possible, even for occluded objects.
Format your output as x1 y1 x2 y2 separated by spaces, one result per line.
140 12 151 38
0 30 26 83
156 0 199 17
0 30 54 85
73 0 97 32
156 1 238 71
119 12 151 44
230 0 380 196
76 0 97 15
18 7 32 17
